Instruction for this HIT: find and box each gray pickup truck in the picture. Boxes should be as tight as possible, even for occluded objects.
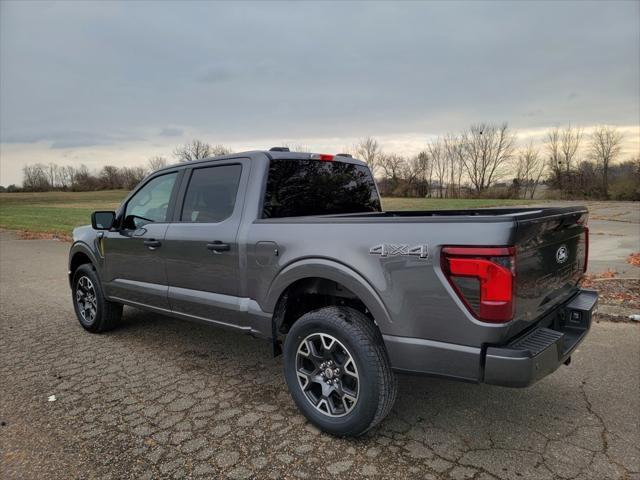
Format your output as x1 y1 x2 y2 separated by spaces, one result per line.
69 148 597 436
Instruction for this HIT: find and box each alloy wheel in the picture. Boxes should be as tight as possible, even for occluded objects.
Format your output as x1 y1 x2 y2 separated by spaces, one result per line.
76 276 97 324
295 333 360 417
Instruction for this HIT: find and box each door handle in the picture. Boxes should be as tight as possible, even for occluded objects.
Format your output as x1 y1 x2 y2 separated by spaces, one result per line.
207 241 230 252
143 239 162 249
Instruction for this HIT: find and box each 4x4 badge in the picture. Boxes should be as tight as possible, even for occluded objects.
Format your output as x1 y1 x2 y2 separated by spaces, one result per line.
369 244 429 259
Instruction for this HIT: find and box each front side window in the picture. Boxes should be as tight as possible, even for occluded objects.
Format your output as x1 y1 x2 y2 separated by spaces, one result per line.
181 164 242 223
262 159 381 218
124 172 177 228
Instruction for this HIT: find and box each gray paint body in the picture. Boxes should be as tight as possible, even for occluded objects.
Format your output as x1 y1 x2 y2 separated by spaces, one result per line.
69 151 596 385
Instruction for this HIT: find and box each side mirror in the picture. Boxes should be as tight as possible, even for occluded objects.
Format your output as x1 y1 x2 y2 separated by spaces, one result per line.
91 211 116 230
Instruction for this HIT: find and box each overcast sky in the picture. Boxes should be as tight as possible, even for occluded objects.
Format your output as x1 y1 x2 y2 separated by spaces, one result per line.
1 0 639 185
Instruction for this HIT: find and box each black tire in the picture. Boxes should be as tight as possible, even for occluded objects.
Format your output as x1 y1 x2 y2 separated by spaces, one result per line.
283 306 397 437
72 264 122 333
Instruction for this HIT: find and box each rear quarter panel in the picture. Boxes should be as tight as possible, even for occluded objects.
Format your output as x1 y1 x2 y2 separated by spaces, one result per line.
245 218 515 347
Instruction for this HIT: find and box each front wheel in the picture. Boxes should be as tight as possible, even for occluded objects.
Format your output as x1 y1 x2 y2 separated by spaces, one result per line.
283 307 397 437
72 264 122 333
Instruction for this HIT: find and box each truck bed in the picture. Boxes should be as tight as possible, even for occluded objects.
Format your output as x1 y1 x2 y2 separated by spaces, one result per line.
257 206 586 223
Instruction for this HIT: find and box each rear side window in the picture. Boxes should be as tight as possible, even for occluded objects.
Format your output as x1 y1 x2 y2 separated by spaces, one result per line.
262 159 381 218
181 164 242 223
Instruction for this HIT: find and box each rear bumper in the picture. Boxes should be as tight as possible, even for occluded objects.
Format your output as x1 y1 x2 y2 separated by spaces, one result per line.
384 289 597 387
483 289 597 387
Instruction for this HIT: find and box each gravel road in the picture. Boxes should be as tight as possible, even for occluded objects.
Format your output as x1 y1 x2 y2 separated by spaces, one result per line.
1 231 638 479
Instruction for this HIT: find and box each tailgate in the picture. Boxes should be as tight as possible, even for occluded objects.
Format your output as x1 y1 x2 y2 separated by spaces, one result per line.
513 207 589 325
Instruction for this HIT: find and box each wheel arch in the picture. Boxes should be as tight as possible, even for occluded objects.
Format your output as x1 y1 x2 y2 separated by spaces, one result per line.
266 259 392 342
68 242 100 286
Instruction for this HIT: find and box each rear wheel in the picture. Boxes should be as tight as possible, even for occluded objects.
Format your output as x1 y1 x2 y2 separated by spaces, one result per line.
283 306 397 436
72 264 122 333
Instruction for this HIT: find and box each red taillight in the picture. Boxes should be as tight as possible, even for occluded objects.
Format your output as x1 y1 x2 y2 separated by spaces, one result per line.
441 246 516 323
310 153 334 161
583 226 589 273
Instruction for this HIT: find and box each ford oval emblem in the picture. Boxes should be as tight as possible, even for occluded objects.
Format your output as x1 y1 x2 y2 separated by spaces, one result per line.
556 245 569 264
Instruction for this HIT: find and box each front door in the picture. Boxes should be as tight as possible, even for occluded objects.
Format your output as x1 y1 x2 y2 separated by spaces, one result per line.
163 161 247 325
102 170 180 310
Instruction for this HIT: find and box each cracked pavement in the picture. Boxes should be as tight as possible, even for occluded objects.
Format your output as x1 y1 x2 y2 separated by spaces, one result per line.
1 231 639 479
530 201 639 277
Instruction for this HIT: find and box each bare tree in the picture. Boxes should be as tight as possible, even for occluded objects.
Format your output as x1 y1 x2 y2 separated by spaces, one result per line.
355 137 381 175
547 125 584 193
589 126 624 198
546 127 563 187
120 166 147 190
99 166 122 189
173 139 212 162
402 154 430 197
73 164 99 191
59 165 76 189
378 153 406 194
561 125 583 174
378 153 404 179
418 151 431 196
428 138 448 198
147 156 168 172
460 123 516 194
417 151 434 197
22 164 50 191
515 142 546 199
44 163 59 189
210 144 233 156
443 134 465 198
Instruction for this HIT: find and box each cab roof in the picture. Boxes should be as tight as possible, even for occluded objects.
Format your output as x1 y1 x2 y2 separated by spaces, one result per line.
154 150 367 174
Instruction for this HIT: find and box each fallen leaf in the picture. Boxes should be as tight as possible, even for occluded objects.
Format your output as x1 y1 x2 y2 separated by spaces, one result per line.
627 252 640 267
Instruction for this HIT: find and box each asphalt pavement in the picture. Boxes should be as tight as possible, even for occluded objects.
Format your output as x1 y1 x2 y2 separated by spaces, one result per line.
0 230 638 480
537 201 639 276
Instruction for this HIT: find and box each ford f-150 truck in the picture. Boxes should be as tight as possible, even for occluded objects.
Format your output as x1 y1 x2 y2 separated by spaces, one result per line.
69 148 597 436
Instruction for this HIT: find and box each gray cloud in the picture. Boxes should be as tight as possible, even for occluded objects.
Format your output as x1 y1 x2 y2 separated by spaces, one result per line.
0 1 638 149
198 66 237 84
522 109 544 118
1 132 47 144
2 129 144 149
159 127 184 137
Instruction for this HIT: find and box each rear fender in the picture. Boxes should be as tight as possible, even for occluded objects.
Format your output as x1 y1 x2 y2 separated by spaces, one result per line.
264 258 393 333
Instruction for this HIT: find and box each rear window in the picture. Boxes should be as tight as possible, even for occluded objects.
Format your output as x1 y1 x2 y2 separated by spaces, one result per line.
262 159 381 218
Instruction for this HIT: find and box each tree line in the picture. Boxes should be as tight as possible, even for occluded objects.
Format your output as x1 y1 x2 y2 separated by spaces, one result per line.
3 140 231 193
357 124 637 200
6 124 639 200
17 163 149 192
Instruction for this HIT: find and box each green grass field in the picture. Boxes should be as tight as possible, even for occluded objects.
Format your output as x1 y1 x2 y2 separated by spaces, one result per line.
0 190 540 238
0 190 127 238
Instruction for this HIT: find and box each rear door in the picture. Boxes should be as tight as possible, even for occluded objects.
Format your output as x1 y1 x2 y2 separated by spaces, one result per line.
163 160 249 325
102 170 181 309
